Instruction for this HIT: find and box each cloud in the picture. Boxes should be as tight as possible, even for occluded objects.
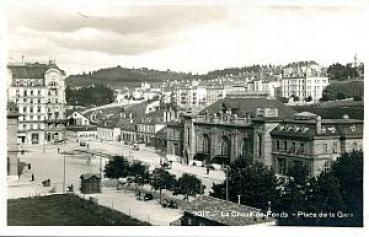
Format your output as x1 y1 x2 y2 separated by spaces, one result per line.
8 4 228 55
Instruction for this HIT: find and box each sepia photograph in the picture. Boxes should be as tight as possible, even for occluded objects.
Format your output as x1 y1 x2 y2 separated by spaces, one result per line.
1 0 367 234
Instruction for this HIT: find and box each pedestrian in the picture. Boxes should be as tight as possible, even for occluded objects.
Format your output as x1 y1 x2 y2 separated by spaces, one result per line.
28 163 31 170
57 147 60 154
31 173 34 182
206 166 210 175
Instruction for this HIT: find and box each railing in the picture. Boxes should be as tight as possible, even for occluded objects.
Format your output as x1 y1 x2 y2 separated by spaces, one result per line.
194 115 251 125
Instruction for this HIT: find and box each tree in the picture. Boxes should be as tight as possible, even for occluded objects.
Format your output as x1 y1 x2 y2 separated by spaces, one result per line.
336 92 346 100
176 173 204 199
104 156 130 188
150 168 177 204
331 151 363 226
305 96 312 102
210 160 278 211
129 161 150 186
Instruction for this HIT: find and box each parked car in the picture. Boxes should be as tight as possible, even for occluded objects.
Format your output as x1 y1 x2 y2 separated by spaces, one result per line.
80 140 86 146
143 193 154 201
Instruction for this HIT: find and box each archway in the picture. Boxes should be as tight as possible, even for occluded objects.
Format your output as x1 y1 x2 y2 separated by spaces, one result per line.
220 136 231 164
241 138 253 161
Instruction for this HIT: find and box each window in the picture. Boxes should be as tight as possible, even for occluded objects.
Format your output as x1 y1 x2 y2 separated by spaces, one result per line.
16 90 20 97
300 142 305 154
276 140 280 150
278 158 286 175
23 98 27 103
202 135 210 154
37 99 41 104
30 90 34 95
332 142 338 153
37 106 41 113
323 143 328 154
23 107 26 113
23 91 27 96
284 141 288 151
323 160 331 173
30 107 33 113
291 142 296 153
38 90 41 96
258 134 262 157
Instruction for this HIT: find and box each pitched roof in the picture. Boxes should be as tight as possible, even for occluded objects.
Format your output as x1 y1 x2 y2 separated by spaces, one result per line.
182 196 275 226
200 97 296 119
8 63 66 79
80 173 101 180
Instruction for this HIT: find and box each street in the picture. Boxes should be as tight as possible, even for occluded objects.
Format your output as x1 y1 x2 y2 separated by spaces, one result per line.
8 139 225 225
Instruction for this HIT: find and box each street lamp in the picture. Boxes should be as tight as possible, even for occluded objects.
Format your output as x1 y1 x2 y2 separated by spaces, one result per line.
224 165 231 201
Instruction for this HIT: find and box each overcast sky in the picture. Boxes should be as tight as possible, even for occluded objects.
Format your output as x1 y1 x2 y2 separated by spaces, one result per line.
6 0 367 75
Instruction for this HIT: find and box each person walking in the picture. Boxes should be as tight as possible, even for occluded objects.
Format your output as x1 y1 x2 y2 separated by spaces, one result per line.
31 173 34 182
57 147 60 154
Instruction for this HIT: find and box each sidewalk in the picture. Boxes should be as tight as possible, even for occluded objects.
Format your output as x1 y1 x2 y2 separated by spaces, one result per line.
81 187 184 226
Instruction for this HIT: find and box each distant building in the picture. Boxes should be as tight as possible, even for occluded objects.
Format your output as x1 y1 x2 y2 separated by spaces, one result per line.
270 112 363 177
67 110 90 126
7 61 67 145
281 61 329 102
176 196 276 226
7 102 20 180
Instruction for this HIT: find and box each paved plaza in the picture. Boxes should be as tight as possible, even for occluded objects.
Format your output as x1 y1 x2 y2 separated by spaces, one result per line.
8 139 225 225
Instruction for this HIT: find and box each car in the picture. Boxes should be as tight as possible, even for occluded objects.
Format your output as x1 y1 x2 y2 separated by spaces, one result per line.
143 193 154 201
80 140 86 146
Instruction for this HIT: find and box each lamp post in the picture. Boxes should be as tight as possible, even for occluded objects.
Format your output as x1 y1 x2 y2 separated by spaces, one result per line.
224 165 231 201
63 140 66 194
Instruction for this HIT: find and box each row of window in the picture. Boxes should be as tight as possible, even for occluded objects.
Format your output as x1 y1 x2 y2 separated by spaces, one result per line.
18 123 44 130
14 79 43 87
16 89 59 97
276 140 306 154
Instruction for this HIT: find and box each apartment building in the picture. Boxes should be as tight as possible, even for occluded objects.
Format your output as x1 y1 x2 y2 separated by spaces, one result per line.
281 61 329 101
7 61 67 145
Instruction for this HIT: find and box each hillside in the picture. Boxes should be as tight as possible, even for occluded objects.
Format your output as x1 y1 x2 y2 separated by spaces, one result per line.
321 80 364 101
65 64 278 89
66 66 196 89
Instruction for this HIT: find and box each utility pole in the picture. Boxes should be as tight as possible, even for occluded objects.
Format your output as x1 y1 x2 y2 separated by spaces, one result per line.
63 141 66 194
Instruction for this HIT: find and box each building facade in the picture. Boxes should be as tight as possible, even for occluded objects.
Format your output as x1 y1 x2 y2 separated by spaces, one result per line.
7 61 67 145
281 61 329 101
7 102 20 180
167 98 296 166
270 112 363 177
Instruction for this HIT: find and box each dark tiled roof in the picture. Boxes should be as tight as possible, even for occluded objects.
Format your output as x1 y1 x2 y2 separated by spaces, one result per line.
121 123 136 131
200 98 296 119
183 196 274 226
8 63 65 79
80 173 101 180
271 113 363 139
155 126 167 138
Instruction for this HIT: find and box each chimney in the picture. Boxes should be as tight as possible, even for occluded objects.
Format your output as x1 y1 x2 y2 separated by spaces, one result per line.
316 116 322 135
342 114 349 119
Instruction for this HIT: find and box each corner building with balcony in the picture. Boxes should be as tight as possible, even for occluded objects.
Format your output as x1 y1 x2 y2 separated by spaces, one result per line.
7 61 67 145
270 112 363 177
